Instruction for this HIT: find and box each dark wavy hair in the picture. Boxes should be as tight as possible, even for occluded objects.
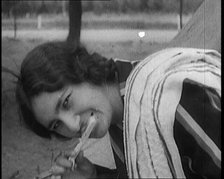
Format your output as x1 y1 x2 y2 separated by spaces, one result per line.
16 41 118 139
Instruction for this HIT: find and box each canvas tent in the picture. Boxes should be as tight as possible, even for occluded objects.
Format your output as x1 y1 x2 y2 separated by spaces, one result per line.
169 0 221 52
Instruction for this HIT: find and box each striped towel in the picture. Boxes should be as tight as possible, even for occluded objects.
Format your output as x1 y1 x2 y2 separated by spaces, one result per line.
123 48 221 178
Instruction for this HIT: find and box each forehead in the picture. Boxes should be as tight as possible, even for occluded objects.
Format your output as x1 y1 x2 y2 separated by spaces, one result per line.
31 89 64 126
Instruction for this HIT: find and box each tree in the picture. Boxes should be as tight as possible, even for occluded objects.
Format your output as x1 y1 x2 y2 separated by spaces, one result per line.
179 0 183 29
2 1 14 17
61 0 67 16
67 0 82 50
11 1 20 39
37 0 48 14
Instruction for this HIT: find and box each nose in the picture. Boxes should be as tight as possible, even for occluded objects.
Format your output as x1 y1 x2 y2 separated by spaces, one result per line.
61 113 81 133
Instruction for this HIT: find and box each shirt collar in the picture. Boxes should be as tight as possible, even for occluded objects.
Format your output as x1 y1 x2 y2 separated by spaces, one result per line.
114 58 139 97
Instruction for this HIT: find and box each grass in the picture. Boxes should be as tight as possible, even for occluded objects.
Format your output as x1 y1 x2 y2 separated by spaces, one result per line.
2 12 192 30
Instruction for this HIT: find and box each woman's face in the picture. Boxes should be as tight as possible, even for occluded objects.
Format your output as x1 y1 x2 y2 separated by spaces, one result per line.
31 83 114 139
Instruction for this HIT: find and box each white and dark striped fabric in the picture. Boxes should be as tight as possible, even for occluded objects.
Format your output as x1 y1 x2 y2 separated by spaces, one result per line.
108 58 139 178
122 48 221 178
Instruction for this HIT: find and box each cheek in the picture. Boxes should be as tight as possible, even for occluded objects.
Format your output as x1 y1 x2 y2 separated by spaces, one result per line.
71 92 97 110
92 110 112 138
92 121 108 138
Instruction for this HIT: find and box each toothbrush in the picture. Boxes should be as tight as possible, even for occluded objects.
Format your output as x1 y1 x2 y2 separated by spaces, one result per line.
68 113 97 170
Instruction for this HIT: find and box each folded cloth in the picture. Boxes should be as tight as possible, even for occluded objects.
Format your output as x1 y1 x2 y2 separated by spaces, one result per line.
123 48 221 178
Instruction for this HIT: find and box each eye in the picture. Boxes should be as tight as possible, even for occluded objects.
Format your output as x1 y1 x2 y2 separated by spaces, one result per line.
62 93 71 109
51 120 62 131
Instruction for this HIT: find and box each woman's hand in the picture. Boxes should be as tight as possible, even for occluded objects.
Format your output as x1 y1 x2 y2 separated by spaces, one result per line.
50 151 96 179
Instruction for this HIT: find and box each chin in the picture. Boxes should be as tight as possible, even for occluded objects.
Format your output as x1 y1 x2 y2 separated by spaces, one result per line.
91 128 108 138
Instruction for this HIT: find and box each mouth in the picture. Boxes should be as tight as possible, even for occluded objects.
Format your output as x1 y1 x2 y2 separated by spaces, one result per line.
80 112 99 137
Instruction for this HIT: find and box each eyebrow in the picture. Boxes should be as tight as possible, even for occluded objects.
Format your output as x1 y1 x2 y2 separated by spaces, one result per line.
55 88 68 113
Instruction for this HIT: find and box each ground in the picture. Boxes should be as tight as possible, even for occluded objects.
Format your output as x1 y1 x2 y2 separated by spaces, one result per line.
2 27 175 178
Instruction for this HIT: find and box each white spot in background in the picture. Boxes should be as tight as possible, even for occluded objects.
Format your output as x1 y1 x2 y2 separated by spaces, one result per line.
138 31 145 38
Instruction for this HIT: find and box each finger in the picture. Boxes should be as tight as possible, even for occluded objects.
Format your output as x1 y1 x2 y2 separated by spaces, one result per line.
50 165 66 175
76 151 84 163
55 156 72 168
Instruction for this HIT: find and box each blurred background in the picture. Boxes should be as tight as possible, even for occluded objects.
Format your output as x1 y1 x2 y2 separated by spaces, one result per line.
2 0 204 59
2 0 203 178
2 0 203 28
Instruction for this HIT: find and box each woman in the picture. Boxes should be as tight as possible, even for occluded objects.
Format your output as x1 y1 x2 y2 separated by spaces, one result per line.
16 41 132 178
16 41 220 179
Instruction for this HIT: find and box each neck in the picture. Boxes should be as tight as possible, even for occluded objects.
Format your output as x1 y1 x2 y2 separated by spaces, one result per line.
104 83 124 126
